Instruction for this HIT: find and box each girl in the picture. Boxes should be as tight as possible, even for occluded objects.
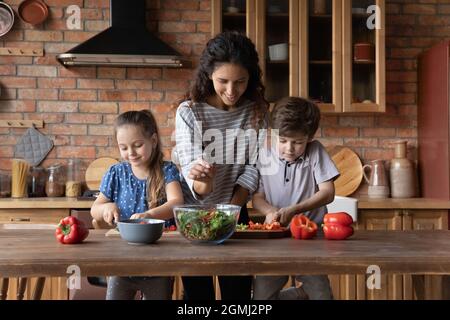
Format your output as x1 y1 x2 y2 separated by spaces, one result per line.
175 31 269 300
91 110 183 300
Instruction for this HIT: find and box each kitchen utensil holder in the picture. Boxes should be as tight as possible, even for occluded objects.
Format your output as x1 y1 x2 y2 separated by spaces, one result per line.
0 47 44 57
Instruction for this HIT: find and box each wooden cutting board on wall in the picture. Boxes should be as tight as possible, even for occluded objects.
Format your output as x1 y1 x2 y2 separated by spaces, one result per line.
328 146 363 196
85 157 119 190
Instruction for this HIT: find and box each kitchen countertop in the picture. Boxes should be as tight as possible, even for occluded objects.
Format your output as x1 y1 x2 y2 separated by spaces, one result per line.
356 197 450 209
0 197 449 210
0 197 94 209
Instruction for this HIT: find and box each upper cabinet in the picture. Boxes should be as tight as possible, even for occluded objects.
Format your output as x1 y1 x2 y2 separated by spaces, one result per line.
211 0 385 113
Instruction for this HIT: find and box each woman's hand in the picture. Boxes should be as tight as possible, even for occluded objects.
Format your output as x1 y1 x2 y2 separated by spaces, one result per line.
189 158 217 195
102 203 120 226
188 158 216 182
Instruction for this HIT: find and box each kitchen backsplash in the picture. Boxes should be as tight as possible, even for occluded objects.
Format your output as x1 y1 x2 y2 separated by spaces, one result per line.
0 0 449 196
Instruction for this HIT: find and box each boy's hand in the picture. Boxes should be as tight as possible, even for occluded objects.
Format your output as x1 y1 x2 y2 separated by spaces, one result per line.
102 203 120 226
264 211 280 224
276 207 295 226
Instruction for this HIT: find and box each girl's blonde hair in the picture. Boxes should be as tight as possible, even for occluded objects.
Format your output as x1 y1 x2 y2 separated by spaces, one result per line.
114 110 165 209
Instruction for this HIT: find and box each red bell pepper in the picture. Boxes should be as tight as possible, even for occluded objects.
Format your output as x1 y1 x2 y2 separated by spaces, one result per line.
290 214 317 240
323 212 354 240
55 216 89 244
323 212 353 226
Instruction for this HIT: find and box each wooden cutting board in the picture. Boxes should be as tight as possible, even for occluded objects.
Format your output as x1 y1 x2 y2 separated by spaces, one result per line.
231 228 290 239
328 146 363 196
85 157 119 190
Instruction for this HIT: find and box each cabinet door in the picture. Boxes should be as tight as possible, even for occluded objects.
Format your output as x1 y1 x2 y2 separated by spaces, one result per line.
357 209 402 230
212 0 256 41
402 210 448 230
299 0 342 112
342 0 385 112
256 0 295 103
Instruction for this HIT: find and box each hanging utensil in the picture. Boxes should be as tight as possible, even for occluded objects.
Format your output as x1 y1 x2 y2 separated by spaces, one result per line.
0 1 14 37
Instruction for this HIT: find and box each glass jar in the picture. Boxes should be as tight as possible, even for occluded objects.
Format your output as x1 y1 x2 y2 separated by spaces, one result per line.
65 159 82 197
45 164 65 197
0 173 11 198
28 166 47 197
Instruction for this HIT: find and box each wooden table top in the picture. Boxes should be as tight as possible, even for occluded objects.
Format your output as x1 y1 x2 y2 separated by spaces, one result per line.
1 197 450 210
1 229 450 278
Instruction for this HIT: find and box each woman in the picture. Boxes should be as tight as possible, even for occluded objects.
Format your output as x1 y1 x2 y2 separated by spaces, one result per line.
175 31 269 300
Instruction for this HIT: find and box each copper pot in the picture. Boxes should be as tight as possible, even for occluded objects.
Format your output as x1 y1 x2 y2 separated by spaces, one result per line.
18 0 49 25
354 43 375 62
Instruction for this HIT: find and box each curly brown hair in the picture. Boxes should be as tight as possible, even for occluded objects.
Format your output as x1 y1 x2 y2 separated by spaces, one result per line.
183 31 269 129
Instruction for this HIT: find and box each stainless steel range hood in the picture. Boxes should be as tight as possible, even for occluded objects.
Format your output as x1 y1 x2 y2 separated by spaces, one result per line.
57 0 190 68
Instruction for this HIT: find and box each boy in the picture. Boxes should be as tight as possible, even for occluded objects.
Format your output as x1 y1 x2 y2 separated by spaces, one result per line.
252 97 340 300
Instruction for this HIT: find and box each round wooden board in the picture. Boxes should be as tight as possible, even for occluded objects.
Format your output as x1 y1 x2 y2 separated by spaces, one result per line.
328 146 363 196
85 157 119 190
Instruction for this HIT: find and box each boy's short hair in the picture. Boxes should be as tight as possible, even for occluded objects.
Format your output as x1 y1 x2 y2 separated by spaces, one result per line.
270 97 321 138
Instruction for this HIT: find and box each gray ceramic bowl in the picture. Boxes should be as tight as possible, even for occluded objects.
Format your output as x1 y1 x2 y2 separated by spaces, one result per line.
117 218 165 245
173 204 240 244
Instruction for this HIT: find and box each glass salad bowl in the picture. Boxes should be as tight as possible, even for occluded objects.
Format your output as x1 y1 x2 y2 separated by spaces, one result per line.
173 204 241 244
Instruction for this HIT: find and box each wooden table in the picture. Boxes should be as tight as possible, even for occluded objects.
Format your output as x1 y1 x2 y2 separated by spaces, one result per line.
1 229 450 279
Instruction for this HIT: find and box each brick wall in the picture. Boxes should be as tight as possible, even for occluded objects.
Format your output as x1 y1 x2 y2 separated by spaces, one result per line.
0 0 449 195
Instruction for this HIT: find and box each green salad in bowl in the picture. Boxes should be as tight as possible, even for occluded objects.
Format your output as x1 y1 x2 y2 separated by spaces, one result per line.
173 204 241 244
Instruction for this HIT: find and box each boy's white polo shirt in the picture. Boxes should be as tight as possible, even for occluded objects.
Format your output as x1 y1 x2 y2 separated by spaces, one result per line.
257 140 340 224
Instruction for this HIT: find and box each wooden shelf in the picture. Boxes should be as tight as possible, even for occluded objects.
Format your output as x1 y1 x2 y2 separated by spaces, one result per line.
223 12 246 17
352 13 371 19
310 14 332 19
310 60 332 65
267 13 289 17
354 59 375 65
266 60 289 64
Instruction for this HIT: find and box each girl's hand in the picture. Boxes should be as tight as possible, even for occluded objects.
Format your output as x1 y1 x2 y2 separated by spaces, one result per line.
188 158 216 182
130 212 152 220
102 203 120 226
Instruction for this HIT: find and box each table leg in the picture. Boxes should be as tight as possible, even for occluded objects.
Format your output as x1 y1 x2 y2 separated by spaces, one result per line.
32 277 46 300
16 278 27 300
0 278 9 300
